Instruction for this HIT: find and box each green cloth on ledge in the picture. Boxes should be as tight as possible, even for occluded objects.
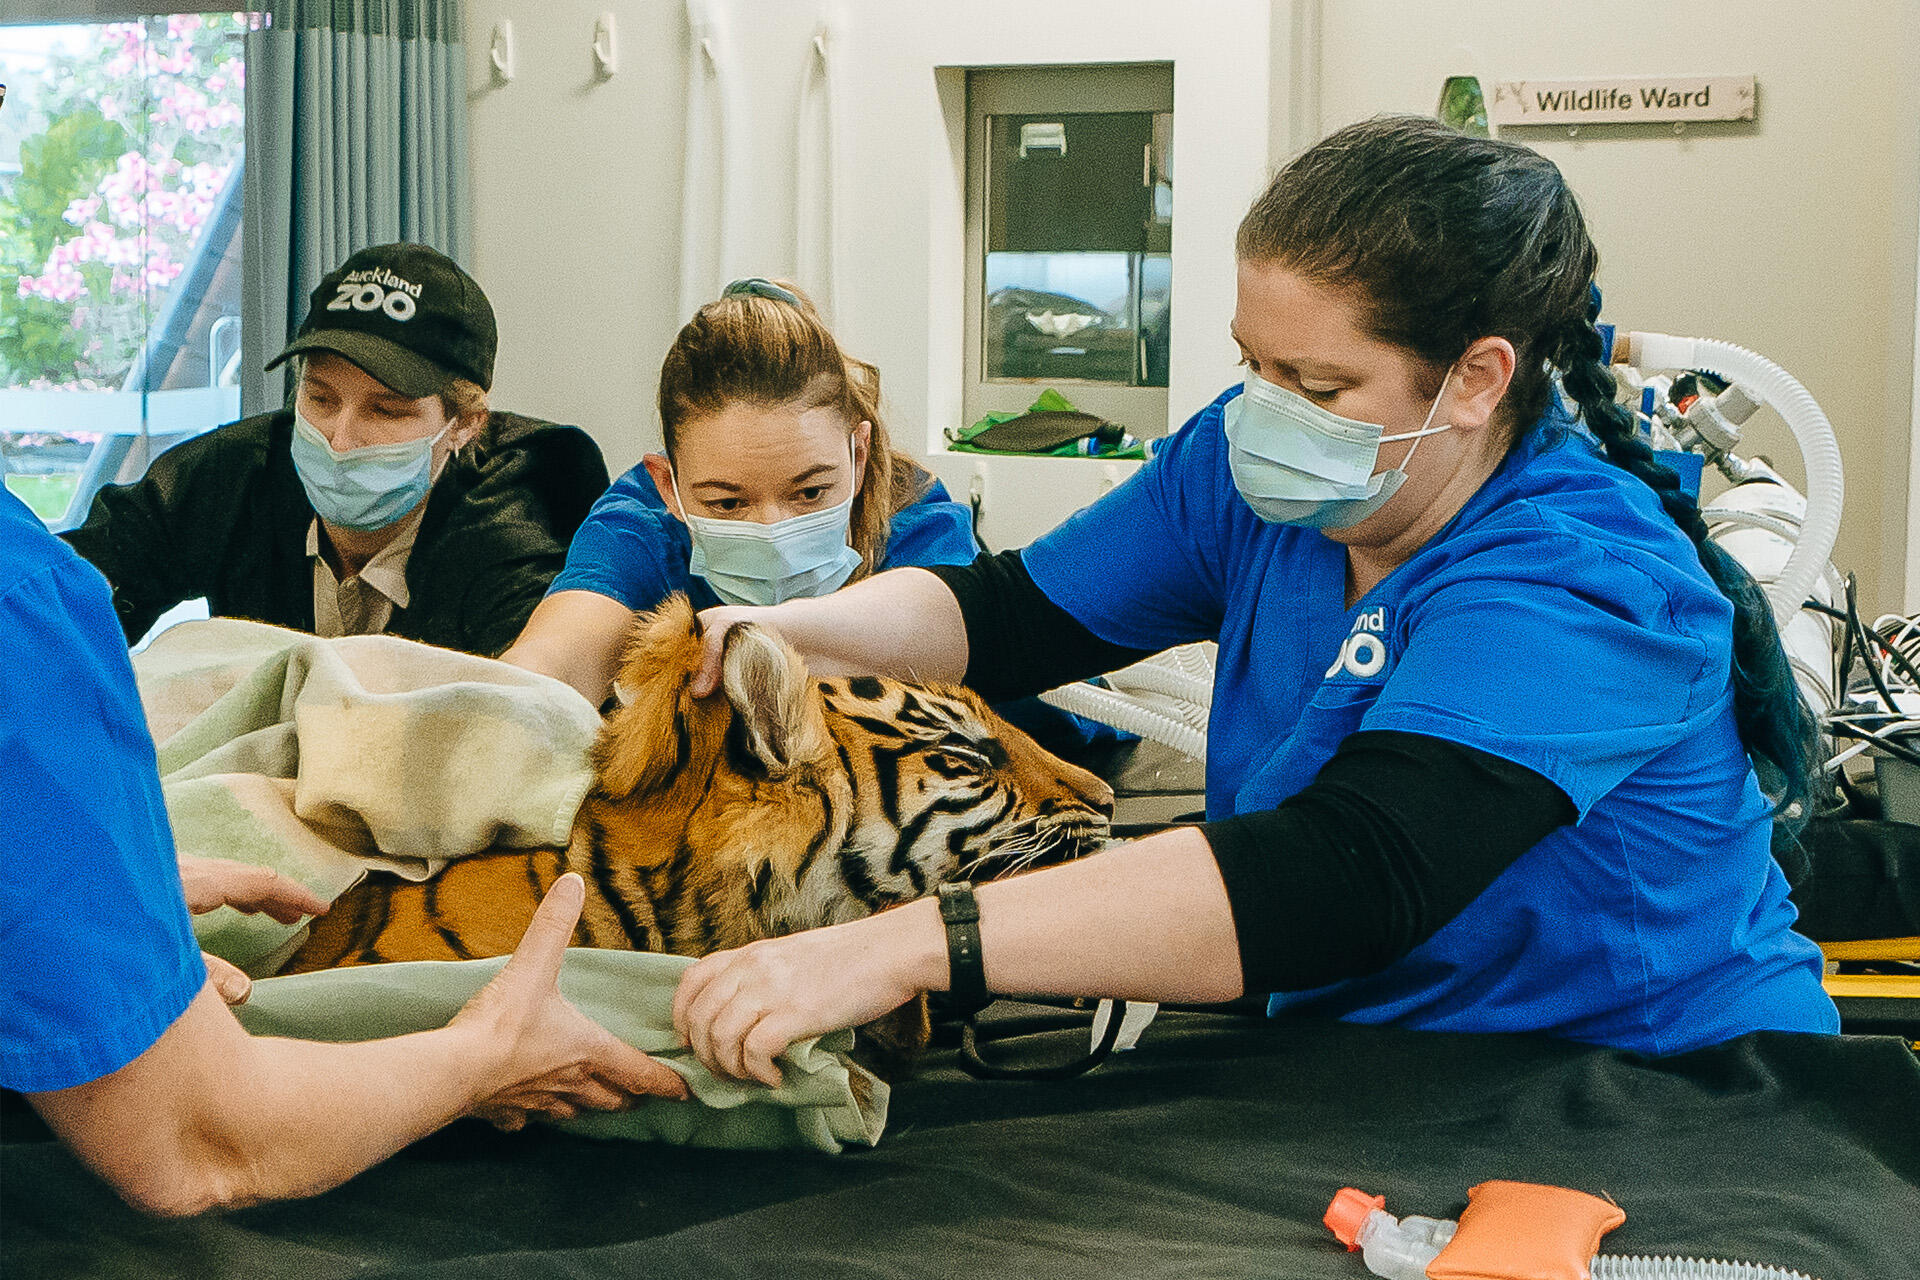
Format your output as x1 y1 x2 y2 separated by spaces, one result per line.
946 388 1150 459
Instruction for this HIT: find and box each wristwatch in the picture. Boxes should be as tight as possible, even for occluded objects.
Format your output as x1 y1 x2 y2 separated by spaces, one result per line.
936 881 993 1017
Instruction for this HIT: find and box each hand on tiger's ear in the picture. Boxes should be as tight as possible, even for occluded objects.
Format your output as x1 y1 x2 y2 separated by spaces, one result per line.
718 617 828 775
691 605 769 697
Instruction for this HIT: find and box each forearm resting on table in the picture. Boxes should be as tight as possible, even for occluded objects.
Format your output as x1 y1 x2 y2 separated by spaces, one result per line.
30 982 503 1217
894 826 1245 1005
762 568 968 683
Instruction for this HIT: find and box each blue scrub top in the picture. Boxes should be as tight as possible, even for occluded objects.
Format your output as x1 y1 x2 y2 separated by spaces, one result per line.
1024 387 1836 1054
550 463 980 610
0 490 206 1093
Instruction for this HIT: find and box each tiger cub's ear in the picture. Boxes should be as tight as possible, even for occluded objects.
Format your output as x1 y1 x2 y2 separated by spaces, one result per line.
719 623 830 775
594 594 708 798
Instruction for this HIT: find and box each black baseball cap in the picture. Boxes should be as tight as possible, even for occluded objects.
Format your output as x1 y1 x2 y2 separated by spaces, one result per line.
266 243 496 397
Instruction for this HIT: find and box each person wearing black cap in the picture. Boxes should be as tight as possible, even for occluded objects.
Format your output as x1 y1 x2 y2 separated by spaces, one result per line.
64 243 609 658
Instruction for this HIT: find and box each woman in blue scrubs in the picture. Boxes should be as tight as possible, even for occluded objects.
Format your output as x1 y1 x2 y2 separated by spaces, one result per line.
1 489 686 1214
501 279 977 705
667 116 1838 1085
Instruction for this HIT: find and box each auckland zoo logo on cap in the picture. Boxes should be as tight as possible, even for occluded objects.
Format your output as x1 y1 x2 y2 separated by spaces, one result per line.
326 267 424 323
1325 606 1390 680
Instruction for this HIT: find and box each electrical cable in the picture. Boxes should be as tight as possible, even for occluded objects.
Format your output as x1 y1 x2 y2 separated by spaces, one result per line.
1806 593 1920 696
1824 722 1920 771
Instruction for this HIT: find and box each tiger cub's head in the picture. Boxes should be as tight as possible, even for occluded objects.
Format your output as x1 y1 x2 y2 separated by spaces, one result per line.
577 596 1113 956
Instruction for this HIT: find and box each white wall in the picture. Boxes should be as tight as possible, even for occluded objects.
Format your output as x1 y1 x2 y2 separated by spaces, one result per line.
468 0 1920 606
834 3 1278 456
465 0 691 472
465 0 1280 489
1314 0 1920 614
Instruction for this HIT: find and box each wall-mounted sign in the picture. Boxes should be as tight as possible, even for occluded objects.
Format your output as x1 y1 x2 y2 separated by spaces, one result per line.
1489 75 1755 126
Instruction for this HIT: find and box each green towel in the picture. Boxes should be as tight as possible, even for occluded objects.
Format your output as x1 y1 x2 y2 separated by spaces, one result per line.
235 950 888 1153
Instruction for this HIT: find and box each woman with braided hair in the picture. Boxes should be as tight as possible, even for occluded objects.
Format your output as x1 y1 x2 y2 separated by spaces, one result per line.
671 115 1837 1087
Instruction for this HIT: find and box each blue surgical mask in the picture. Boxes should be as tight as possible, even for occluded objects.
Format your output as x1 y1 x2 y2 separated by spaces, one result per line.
290 411 449 531
1224 371 1453 529
674 444 863 606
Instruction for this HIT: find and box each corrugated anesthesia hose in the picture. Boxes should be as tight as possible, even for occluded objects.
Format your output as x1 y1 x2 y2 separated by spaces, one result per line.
1589 1256 1817 1280
1331 1194 1820 1280
1084 664 1213 721
1039 684 1207 761
1625 332 1844 630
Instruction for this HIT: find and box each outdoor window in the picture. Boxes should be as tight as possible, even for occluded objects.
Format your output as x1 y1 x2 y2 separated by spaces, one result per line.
1 12 250 529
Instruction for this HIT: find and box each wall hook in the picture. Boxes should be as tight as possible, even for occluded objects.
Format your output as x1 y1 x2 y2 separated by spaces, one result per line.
592 12 618 78
489 20 514 84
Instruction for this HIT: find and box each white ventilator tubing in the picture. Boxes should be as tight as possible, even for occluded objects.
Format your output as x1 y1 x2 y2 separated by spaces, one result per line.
1626 332 1844 629
1702 470 1843 716
1589 1257 1816 1280
1040 644 1214 761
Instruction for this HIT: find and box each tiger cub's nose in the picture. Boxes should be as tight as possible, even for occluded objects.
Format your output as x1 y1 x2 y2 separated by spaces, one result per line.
1054 777 1114 819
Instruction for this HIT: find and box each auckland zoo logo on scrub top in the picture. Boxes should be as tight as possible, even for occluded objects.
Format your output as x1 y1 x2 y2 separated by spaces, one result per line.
1326 607 1390 680
326 267 423 322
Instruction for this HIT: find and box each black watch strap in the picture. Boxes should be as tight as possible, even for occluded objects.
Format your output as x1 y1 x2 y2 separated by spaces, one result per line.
937 881 993 1017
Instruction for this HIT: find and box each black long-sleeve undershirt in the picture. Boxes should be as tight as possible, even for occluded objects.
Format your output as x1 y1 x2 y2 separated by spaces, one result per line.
927 551 1159 702
1203 729 1574 991
926 551 1578 993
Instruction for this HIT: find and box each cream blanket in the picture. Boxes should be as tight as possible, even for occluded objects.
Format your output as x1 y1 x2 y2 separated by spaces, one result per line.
133 618 601 975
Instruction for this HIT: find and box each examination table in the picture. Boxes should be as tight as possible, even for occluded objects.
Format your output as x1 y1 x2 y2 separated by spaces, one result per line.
4 1005 1916 1279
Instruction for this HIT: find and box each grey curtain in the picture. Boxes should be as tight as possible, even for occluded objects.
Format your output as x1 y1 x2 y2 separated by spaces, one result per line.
241 0 472 416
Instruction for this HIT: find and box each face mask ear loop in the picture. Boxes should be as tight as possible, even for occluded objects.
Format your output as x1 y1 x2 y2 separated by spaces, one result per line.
1395 428 1427 474
1379 368 1456 470
668 462 693 523
426 420 459 484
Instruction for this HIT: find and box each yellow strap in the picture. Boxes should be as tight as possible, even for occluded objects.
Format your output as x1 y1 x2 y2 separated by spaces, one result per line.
1823 972 1920 998
1819 936 1920 962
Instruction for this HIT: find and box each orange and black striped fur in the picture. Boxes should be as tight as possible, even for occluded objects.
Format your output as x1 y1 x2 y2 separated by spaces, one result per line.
283 596 1113 1064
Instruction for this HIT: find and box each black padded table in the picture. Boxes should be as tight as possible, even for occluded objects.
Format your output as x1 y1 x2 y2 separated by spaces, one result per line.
5 1007 1917 1280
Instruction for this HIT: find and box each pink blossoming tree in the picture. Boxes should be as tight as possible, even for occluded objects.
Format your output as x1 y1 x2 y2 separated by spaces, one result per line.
2 13 250 392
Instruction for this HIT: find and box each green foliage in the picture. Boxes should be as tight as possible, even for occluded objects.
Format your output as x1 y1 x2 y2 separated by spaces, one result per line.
0 109 130 386
3 472 82 522
7 109 128 259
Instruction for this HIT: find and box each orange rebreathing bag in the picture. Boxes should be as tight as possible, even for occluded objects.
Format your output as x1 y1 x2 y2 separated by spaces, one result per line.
1425 1180 1626 1280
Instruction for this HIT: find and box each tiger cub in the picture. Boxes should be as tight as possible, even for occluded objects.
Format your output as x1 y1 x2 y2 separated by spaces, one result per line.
284 596 1113 1068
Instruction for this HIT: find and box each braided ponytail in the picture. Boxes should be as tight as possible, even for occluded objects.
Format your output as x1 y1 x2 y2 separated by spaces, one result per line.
1556 297 1818 827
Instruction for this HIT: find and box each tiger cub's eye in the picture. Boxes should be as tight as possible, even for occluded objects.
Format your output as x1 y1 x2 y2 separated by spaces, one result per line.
928 745 991 777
